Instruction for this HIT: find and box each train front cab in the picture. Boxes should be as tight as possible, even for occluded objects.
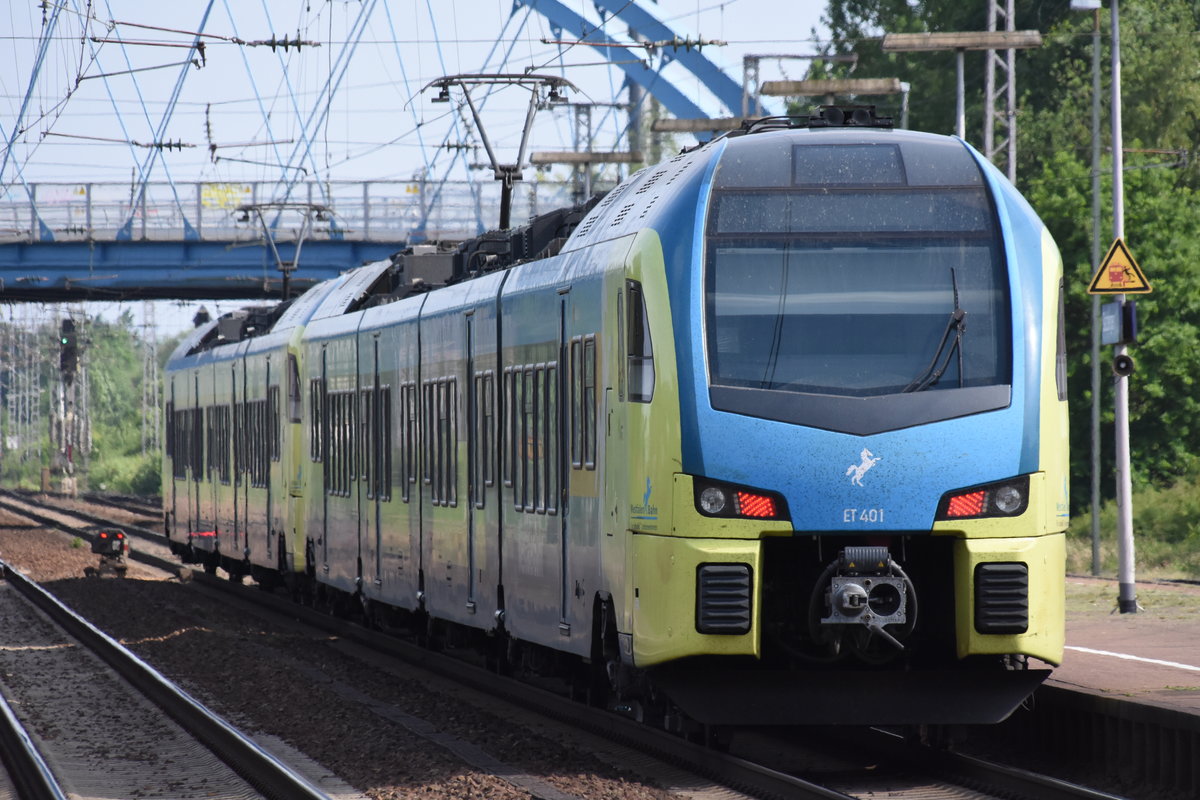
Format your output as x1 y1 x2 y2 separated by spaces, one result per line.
611 130 1068 727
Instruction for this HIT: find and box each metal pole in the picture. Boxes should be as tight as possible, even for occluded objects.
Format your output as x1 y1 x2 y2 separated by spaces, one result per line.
955 49 966 139
1110 0 1137 613
1004 0 1017 182
1089 8 1102 577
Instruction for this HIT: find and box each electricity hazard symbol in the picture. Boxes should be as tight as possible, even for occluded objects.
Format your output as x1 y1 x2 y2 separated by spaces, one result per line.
1088 238 1152 295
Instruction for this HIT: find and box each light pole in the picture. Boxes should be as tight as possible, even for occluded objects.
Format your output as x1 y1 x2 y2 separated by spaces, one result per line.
1108 1 1138 614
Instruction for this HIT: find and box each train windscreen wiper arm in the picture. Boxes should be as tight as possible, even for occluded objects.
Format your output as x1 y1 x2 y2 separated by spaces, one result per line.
903 269 967 393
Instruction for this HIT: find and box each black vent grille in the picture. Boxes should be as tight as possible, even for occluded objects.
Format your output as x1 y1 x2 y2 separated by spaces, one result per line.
974 562 1029 634
696 563 752 635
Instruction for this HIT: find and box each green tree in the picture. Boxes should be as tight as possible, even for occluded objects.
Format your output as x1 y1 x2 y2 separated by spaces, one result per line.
85 311 162 495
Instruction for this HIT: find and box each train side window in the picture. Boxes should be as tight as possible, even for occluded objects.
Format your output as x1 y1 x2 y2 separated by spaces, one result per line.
326 392 342 497
323 396 332 494
247 401 256 486
346 392 356 495
191 407 203 483
205 407 214 481
436 381 447 505
534 366 545 513
483 373 494 489
504 367 516 492
626 279 655 403
165 401 175 458
545 363 558 515
287 354 302 422
426 377 456 507
522 367 534 512
583 335 597 469
422 381 434 490
309 379 324 462
379 386 392 501
336 393 345 494
447 377 458 507
570 340 582 469
250 400 260 487
329 394 339 496
269 386 281 462
363 389 375 499
232 404 241 482
616 291 626 402
401 382 416 502
221 407 232 485
175 407 185 479
206 406 230 486
473 371 493 509
1056 277 1068 402
249 399 263 488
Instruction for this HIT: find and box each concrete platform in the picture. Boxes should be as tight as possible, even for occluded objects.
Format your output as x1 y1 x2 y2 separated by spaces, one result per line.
1046 575 1200 714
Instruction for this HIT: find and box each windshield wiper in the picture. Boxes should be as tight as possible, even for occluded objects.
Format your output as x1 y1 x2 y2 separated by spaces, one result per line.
903 268 967 393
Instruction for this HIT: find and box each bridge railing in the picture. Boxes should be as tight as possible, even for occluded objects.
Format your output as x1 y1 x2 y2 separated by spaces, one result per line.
0 178 606 244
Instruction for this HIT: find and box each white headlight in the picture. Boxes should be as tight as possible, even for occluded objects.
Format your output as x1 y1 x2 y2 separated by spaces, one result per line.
994 484 1024 514
699 486 728 515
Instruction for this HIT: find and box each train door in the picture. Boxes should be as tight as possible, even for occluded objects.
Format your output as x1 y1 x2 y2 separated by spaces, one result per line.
205 368 218 539
230 363 240 554
320 345 330 571
236 358 248 559
465 316 477 610
557 297 570 633
362 335 385 589
603 276 630 633
167 378 177 537
191 371 201 536
265 356 273 564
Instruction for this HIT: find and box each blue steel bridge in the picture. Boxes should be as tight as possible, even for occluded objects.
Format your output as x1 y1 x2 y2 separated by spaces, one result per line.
0 177 590 302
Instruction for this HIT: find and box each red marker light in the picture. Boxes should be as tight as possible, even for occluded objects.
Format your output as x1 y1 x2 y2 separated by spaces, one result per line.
736 491 777 519
946 490 986 518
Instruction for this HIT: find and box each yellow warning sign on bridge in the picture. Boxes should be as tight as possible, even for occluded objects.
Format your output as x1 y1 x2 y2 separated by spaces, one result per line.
1088 238 1152 295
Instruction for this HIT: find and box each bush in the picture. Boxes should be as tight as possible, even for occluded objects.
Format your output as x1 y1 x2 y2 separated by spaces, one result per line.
87 453 161 496
1068 471 1200 579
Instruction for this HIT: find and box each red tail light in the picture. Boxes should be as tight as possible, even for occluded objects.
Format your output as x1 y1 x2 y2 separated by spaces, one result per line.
736 491 777 518
946 490 986 518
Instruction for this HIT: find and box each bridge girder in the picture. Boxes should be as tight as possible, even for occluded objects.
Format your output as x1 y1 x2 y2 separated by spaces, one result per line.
0 240 400 302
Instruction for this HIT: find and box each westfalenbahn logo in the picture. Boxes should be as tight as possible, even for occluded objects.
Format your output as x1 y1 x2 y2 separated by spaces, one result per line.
631 477 658 520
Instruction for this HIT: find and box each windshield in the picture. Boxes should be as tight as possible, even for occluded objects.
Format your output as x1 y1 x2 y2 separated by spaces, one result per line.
705 134 1010 401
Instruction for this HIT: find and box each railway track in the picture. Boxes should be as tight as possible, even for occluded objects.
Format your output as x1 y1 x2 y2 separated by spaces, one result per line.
0 490 1156 799
0 558 333 800
0 681 61 800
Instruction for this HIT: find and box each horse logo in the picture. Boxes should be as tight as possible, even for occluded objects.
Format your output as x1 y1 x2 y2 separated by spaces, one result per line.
846 448 881 486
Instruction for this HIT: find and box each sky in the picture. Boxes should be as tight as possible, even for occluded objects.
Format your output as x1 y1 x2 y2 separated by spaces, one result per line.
3 1 831 334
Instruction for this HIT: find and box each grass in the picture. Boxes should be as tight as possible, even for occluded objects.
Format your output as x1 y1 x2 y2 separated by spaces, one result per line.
1065 577 1200 620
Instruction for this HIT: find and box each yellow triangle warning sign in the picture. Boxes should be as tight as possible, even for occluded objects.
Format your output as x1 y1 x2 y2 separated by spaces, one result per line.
1088 238 1152 295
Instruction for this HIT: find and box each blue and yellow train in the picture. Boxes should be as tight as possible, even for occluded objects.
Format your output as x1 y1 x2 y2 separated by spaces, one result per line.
164 108 1068 727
